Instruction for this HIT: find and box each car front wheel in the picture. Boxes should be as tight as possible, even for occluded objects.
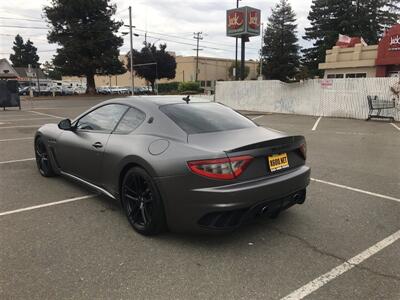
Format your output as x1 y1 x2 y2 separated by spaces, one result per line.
121 167 167 235
35 137 56 177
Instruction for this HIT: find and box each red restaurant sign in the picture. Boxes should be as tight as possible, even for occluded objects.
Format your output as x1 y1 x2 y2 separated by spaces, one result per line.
227 10 244 30
227 6 261 37
376 24 400 65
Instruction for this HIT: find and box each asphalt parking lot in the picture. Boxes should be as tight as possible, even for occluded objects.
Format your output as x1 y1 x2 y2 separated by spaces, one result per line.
0 96 399 299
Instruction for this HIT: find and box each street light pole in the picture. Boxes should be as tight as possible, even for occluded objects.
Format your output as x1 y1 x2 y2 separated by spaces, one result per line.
129 6 134 96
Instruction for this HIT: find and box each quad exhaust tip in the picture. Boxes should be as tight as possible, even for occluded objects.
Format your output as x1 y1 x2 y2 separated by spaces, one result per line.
293 192 306 204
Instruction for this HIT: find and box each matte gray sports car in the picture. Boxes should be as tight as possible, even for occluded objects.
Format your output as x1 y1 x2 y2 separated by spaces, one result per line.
34 96 310 235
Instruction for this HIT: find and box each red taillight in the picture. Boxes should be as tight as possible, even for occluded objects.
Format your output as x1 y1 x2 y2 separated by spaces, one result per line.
187 155 253 180
299 143 307 160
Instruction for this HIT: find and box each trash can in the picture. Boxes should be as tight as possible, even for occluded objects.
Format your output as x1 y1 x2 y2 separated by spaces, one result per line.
0 80 21 110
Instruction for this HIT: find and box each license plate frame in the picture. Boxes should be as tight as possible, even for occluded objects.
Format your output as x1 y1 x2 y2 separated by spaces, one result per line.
268 153 289 172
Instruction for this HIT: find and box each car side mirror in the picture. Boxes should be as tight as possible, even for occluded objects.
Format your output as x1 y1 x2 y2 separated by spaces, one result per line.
58 119 73 131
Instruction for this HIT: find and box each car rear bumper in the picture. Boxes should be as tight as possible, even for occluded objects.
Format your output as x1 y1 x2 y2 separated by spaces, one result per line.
156 165 311 233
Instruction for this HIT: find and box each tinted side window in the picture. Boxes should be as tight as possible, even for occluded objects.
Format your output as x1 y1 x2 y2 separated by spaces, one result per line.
77 104 127 132
114 107 146 134
160 103 256 134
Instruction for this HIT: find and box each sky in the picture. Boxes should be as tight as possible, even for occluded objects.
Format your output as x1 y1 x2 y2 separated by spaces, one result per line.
0 0 313 64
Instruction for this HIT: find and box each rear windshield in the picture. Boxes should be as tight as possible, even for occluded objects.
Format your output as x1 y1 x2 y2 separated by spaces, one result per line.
160 102 256 134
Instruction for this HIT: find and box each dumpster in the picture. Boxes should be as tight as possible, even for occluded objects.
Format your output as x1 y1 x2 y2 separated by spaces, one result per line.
0 80 21 110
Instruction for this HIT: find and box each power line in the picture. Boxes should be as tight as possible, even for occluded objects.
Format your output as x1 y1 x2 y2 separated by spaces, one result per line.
0 23 260 52
0 28 259 57
0 16 45 23
0 25 48 30
0 49 57 55
133 27 259 50
0 24 124 33
133 32 258 53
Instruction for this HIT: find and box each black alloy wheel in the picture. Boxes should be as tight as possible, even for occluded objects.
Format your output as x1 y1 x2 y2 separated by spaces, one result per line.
35 137 55 177
121 167 167 235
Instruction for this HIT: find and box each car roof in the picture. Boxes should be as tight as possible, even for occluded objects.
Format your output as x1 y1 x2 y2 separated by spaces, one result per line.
106 95 211 108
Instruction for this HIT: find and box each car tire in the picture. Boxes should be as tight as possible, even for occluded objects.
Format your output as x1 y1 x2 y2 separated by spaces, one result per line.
121 167 167 236
35 137 56 177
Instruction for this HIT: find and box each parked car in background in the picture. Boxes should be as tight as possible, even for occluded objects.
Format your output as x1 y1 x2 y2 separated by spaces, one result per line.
61 86 75 96
96 86 111 95
73 86 86 94
19 86 30 96
96 86 156 96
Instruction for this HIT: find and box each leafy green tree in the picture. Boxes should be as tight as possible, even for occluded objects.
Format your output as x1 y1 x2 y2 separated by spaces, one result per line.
128 42 177 91
262 0 300 82
178 81 201 93
295 65 311 81
353 0 400 44
44 0 125 94
23 40 40 67
10 35 40 67
228 62 249 80
9 35 25 67
42 61 62 80
303 0 355 78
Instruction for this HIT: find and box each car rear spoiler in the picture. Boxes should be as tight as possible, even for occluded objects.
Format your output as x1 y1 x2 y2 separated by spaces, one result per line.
225 136 305 154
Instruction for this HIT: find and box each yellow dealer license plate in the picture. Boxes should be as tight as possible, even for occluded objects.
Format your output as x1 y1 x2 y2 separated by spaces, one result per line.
268 153 289 172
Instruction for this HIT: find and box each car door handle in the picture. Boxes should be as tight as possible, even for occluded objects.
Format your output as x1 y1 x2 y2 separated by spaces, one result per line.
92 142 103 149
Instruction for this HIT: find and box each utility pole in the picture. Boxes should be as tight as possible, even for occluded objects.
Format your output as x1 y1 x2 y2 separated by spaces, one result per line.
35 64 40 95
129 6 134 95
235 0 241 81
193 32 203 82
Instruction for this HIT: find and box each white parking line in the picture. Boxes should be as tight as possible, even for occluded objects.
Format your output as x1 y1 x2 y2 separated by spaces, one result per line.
0 125 39 130
312 116 322 131
0 117 55 122
0 158 35 165
390 123 400 131
251 115 264 121
28 106 88 110
281 229 400 300
29 110 65 119
0 137 32 142
311 178 400 203
0 194 97 217
0 114 32 118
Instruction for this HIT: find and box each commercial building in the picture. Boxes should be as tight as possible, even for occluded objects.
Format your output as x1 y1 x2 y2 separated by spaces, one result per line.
63 55 259 90
319 24 400 78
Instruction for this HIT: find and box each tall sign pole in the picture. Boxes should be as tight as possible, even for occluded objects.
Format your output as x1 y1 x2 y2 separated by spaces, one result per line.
241 37 246 80
227 6 261 81
129 6 134 95
260 22 264 79
235 0 240 81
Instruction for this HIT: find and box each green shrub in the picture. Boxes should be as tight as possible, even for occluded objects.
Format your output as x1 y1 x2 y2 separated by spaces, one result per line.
157 82 179 94
178 81 201 93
